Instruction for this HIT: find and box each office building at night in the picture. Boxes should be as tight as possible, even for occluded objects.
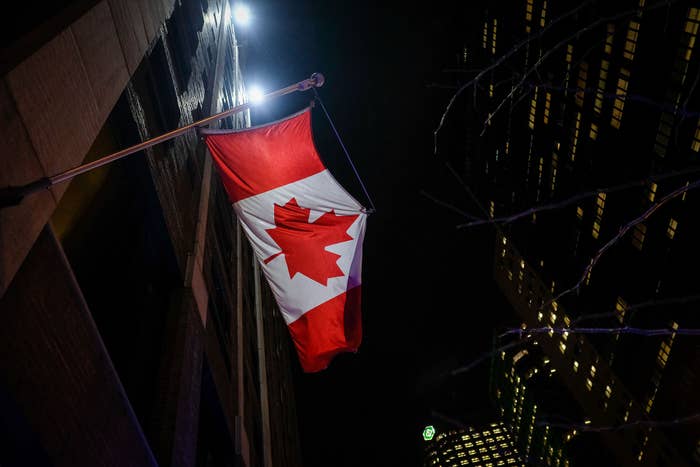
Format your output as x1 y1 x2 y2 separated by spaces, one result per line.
423 421 524 467
439 0 700 465
0 1 302 466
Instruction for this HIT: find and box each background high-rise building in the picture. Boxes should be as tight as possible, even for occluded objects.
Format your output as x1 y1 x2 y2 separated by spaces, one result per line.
0 1 302 466
436 0 700 465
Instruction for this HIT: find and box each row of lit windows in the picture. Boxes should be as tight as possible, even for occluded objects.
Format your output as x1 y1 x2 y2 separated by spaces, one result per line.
482 18 498 55
592 192 606 239
593 59 609 117
525 0 546 33
611 68 630 129
529 86 539 129
623 20 640 61
570 112 581 161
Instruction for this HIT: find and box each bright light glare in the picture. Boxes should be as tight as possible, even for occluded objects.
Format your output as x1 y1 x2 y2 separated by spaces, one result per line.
248 86 265 104
232 4 251 26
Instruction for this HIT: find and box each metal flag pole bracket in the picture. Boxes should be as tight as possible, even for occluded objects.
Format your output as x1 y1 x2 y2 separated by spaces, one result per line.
0 73 325 208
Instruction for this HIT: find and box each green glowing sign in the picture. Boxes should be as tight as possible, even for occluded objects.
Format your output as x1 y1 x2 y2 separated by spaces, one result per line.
422 425 436 441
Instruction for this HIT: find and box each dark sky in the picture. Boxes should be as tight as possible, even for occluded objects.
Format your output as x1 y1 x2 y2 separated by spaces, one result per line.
238 2 510 465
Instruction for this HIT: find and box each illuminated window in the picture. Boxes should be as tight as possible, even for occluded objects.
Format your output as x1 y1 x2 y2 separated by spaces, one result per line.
685 8 700 62
571 112 581 160
667 218 678 239
492 18 498 55
615 296 627 324
489 200 495 219
604 23 615 55
540 0 547 27
586 378 593 390
559 342 567 354
623 21 640 61
483 21 489 49
611 68 630 129
596 192 606 216
573 360 579 372
594 60 609 115
605 385 613 398
589 122 599 140
525 0 534 23
575 62 588 107
693 119 700 152
632 223 646 250
590 365 597 378
529 86 539 129
489 83 494 97
646 182 658 202
645 392 656 413
566 44 573 63
658 341 672 368
592 192 605 239
576 206 584 220
544 92 552 124
551 153 558 192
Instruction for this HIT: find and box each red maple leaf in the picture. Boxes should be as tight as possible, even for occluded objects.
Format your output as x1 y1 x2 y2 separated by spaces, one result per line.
264 198 359 286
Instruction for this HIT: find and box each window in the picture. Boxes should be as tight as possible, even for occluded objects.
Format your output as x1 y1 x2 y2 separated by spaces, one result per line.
685 8 700 62
604 24 615 55
576 206 584 220
692 118 700 152
647 182 658 202
559 342 567 354
576 62 588 107
667 218 678 239
658 341 672 368
632 223 646 250
586 378 593 390
492 18 498 55
615 296 627 323
589 122 599 140
483 20 489 49
605 384 613 398
571 112 581 160
623 21 640 61
529 86 539 129
544 92 552 124
611 68 630 128
525 0 534 32
540 0 547 27
594 60 609 115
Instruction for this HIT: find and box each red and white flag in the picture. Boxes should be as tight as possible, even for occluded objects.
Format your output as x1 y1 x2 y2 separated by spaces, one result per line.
203 108 367 372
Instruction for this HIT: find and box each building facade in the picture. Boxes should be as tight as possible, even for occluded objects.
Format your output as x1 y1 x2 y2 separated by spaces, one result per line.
423 421 525 466
0 1 302 466
439 0 700 465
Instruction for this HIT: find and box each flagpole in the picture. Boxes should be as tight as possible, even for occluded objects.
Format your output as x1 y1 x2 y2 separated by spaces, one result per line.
0 73 325 207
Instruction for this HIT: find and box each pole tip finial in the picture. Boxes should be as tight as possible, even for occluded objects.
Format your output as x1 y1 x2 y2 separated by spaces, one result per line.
310 72 325 88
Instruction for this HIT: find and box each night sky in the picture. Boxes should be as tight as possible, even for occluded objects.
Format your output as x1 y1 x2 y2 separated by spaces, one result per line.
238 2 512 465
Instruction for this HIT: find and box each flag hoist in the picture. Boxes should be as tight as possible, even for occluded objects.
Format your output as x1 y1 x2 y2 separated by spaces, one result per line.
1 73 371 372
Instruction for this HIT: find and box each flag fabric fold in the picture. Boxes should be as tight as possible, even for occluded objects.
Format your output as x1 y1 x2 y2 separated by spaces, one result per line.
202 108 367 372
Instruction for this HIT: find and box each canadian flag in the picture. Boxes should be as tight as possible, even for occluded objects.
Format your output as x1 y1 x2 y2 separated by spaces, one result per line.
203 108 367 372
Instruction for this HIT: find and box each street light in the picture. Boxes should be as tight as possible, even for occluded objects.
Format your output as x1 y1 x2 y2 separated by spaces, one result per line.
248 85 265 104
232 4 251 26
